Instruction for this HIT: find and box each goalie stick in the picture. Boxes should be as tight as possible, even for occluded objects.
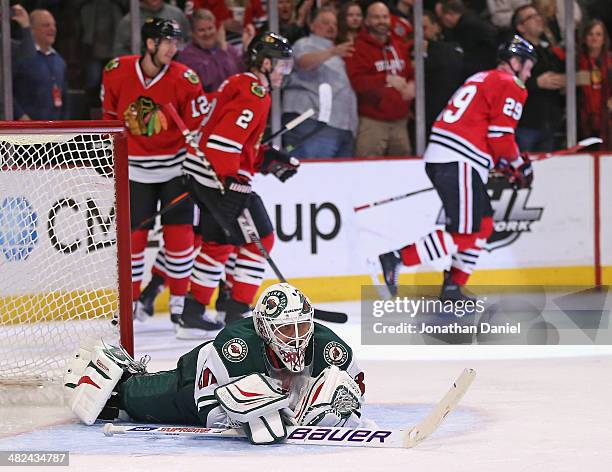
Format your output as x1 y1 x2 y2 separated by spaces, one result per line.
164 104 348 324
103 368 476 449
353 137 604 212
136 107 316 230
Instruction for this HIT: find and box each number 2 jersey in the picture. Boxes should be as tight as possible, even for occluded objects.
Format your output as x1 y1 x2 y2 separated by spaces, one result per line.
101 55 205 183
424 68 528 182
183 72 270 188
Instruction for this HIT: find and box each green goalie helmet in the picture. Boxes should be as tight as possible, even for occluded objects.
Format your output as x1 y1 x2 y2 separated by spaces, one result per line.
253 283 314 373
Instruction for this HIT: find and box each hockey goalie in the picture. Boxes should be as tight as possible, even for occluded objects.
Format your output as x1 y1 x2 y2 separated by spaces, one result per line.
64 283 366 444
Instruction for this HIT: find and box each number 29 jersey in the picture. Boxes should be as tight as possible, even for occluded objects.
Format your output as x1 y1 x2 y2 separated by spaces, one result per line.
424 69 528 183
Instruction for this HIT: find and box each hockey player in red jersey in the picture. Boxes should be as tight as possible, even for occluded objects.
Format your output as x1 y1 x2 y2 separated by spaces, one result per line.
177 32 299 338
378 35 537 301
101 18 207 322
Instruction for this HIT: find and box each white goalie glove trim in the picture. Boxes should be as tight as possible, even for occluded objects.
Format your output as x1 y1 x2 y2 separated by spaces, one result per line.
214 373 291 444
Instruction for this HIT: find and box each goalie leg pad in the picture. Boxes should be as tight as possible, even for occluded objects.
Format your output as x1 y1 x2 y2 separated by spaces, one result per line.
69 346 125 425
214 373 289 444
294 366 362 428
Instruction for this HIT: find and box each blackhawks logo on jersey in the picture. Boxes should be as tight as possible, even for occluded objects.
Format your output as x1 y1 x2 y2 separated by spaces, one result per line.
250 82 266 98
262 290 288 318
222 338 248 363
123 96 168 137
183 69 200 85
323 341 349 366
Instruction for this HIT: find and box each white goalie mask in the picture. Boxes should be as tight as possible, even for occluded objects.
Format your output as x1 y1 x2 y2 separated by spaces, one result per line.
253 283 314 373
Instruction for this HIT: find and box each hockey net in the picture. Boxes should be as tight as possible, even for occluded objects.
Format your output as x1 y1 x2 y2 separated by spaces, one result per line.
0 122 132 397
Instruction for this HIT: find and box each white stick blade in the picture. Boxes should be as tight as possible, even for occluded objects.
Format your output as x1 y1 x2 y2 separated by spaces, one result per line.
403 368 476 448
286 108 315 130
577 137 603 147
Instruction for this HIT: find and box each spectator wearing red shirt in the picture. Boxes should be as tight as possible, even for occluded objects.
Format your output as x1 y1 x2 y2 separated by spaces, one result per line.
578 19 612 149
345 1 415 156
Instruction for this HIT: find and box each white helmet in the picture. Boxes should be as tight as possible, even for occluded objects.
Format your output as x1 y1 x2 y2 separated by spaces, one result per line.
253 283 314 373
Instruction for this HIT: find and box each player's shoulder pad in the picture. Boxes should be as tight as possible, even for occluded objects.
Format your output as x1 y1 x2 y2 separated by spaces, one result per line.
103 55 136 74
490 69 526 91
213 318 266 371
313 322 354 371
228 72 268 99
169 61 201 86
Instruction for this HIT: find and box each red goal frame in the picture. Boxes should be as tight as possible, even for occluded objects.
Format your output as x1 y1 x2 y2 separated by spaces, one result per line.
0 120 133 355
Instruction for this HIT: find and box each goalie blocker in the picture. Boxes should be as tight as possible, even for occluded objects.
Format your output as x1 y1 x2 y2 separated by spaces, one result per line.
66 283 365 444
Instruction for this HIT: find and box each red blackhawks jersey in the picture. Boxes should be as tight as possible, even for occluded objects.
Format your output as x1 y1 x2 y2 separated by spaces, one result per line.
424 68 527 182
101 55 205 183
183 72 270 189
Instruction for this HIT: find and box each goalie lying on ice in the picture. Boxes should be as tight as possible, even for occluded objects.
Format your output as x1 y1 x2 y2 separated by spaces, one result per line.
65 283 365 444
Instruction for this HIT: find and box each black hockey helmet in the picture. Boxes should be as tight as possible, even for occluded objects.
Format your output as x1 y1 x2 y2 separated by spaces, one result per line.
245 32 293 69
497 35 538 65
141 17 182 45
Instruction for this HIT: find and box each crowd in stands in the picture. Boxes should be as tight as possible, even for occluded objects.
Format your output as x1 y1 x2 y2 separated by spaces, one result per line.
4 0 612 151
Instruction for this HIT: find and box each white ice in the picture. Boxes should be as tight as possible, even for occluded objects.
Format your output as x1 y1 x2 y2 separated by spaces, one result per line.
1 301 611 472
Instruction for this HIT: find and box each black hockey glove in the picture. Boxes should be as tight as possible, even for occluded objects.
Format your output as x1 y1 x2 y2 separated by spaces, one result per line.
261 147 300 182
496 153 533 189
220 175 252 219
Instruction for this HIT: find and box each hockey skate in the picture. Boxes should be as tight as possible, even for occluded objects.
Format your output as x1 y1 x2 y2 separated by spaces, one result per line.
379 251 402 297
175 295 224 340
215 279 231 316
224 298 252 325
133 273 165 321
439 271 477 304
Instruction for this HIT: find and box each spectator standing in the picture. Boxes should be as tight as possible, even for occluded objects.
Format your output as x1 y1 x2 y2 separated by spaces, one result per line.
13 9 68 120
1 4 35 119
278 0 308 44
435 0 498 80
487 0 530 30
9 3 35 60
282 7 358 158
114 0 191 56
176 9 245 93
79 0 127 112
578 19 612 149
513 4 565 151
422 10 464 134
346 1 415 157
337 1 363 44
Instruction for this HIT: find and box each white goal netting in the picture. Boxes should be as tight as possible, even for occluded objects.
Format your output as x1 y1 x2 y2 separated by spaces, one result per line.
0 126 131 391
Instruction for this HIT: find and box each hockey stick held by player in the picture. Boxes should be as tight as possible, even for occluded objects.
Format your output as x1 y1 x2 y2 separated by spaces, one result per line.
378 35 538 301
66 283 364 444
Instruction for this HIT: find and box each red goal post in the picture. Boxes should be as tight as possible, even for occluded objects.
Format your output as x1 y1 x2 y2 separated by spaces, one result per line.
0 121 132 387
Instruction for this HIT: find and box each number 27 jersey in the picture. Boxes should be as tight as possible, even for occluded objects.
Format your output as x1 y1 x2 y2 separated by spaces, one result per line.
424 69 528 182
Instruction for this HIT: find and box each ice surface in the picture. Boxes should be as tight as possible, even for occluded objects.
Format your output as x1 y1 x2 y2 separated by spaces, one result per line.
1 301 611 472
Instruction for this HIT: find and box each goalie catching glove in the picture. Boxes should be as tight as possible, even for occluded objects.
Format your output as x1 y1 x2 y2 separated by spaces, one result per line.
293 365 362 428
496 152 533 189
214 373 292 444
261 146 300 182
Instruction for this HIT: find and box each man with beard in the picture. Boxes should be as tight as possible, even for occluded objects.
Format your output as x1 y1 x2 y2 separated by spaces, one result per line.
345 1 415 157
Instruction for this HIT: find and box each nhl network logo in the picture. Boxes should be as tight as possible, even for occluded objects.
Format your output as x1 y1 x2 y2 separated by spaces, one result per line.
436 176 543 251
0 196 39 261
